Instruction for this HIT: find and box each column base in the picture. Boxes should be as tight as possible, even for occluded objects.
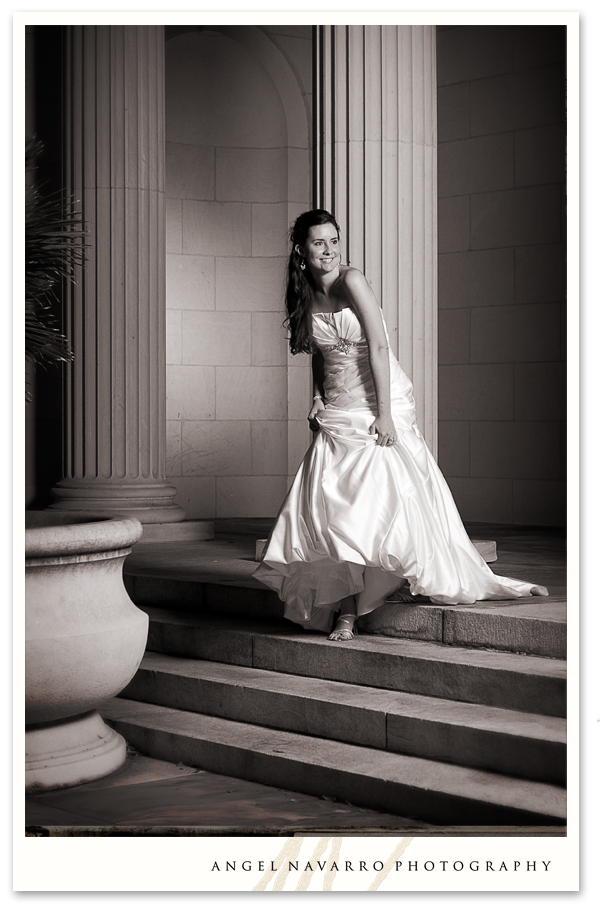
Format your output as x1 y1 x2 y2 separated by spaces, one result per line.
48 479 187 524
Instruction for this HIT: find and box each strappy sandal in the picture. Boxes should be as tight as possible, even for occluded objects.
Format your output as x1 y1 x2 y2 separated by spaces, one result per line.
328 613 357 642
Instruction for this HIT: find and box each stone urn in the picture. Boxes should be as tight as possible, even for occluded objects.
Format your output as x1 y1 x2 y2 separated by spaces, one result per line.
25 511 148 792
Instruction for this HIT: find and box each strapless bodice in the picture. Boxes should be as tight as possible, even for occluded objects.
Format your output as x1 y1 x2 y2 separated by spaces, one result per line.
312 307 369 354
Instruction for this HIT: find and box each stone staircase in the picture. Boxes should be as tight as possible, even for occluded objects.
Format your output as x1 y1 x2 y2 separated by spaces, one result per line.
102 542 567 825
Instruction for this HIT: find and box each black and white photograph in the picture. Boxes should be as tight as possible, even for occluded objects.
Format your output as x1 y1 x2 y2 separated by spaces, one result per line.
15 7 582 895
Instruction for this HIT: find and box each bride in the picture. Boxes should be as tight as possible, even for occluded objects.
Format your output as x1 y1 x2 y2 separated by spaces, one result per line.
253 209 548 642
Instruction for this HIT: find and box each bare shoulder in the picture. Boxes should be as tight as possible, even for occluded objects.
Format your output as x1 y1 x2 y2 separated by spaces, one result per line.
339 266 368 287
338 266 372 297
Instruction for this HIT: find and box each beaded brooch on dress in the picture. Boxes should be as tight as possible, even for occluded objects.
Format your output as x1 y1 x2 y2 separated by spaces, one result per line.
322 339 364 354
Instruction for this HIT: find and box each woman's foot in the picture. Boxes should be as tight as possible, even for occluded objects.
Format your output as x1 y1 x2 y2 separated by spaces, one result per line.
328 614 357 641
531 585 549 596
391 580 420 603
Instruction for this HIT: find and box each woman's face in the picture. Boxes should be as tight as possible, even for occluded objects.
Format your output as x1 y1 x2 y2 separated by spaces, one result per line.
297 222 340 276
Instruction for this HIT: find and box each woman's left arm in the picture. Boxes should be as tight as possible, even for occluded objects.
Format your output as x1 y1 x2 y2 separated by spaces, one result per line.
342 269 396 446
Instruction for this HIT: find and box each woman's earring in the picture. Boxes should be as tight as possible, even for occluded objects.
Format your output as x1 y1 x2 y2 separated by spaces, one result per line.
300 259 306 271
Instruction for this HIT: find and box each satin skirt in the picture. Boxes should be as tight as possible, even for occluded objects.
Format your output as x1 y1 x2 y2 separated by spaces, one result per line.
254 358 539 633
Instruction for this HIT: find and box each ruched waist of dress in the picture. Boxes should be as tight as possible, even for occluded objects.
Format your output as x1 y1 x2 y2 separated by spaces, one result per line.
314 407 380 446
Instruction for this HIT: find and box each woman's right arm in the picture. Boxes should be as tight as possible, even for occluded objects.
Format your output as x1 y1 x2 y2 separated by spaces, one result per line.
340 269 396 446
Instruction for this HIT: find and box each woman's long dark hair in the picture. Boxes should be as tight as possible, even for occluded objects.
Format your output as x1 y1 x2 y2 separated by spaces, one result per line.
285 209 341 355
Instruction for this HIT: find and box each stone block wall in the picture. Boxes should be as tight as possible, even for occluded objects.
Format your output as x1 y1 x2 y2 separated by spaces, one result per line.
437 25 566 526
164 27 312 519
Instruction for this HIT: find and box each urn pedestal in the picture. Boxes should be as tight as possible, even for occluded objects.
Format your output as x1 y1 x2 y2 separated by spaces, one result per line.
25 512 148 791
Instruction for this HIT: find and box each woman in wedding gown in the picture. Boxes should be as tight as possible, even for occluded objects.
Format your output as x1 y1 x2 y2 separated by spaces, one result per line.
253 210 548 641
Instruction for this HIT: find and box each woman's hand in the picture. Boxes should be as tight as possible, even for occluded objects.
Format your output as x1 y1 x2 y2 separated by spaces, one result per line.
308 400 323 432
369 414 397 447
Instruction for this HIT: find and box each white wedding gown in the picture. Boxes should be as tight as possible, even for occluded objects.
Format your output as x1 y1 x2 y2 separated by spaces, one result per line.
254 307 543 632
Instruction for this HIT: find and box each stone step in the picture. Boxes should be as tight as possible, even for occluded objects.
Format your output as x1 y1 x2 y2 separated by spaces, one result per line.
136 520 214 545
124 565 566 658
140 608 566 717
123 651 566 785
359 597 567 659
101 697 566 826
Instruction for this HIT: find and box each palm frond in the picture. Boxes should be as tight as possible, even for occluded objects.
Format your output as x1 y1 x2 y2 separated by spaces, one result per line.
25 136 88 373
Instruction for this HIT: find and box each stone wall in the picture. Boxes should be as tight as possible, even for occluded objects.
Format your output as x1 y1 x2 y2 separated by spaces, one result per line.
436 25 566 526
164 26 312 519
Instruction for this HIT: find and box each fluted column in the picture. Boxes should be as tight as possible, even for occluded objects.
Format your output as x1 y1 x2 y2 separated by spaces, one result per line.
315 25 438 455
50 25 185 521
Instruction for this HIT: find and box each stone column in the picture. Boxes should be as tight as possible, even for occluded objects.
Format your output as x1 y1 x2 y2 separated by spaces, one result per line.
50 25 185 522
315 26 438 455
